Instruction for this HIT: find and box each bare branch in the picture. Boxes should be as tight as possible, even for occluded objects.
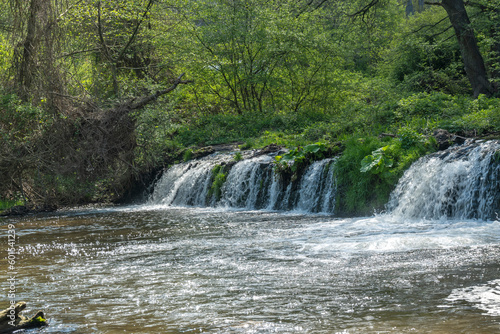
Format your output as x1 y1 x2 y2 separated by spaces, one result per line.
411 16 449 35
424 1 443 6
58 48 100 58
348 0 380 18
96 1 113 62
117 0 155 62
131 73 193 110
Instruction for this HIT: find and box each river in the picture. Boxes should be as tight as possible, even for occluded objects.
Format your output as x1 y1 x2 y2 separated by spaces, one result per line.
2 205 500 333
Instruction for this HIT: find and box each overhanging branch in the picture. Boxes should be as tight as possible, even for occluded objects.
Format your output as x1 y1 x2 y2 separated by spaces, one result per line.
131 73 193 110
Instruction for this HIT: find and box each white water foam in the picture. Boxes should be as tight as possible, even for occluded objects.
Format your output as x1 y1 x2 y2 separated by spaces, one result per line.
446 279 500 316
388 140 500 220
296 158 336 213
149 154 232 207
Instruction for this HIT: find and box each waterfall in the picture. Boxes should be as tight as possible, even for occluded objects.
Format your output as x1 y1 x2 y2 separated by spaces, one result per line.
149 155 231 207
387 140 500 220
219 155 274 209
150 152 337 213
149 140 498 218
296 159 336 213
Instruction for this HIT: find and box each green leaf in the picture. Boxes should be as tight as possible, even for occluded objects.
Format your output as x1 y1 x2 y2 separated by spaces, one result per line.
360 155 376 173
282 152 295 161
304 143 321 153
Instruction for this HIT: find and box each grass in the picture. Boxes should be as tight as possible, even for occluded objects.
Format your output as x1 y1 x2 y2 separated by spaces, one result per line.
0 199 24 211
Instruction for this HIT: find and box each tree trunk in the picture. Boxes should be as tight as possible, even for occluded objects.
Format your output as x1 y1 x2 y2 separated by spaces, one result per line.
418 0 424 12
406 0 414 16
18 0 41 100
441 0 494 97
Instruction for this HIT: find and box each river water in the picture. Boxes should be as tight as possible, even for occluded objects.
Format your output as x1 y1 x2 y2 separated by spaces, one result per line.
2 205 500 333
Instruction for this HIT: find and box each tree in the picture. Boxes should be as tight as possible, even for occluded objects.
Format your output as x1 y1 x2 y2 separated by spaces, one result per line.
467 0 500 90
0 0 193 206
343 0 496 97
9 0 66 107
426 0 495 97
173 0 343 114
439 0 494 97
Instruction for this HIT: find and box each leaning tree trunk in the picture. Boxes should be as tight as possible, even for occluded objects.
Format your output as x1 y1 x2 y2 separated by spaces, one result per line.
441 0 494 97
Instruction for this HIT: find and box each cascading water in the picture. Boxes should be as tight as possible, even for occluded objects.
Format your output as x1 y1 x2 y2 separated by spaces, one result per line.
150 152 337 213
296 158 337 213
387 140 500 220
150 140 499 218
149 155 232 207
219 155 274 209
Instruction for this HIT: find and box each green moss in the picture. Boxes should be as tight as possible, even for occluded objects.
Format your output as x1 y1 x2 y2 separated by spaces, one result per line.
30 317 47 324
183 149 193 162
29 316 47 325
208 165 227 201
0 199 24 211
233 152 243 161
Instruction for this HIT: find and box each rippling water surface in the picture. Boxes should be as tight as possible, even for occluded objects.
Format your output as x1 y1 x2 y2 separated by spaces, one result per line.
2 206 500 333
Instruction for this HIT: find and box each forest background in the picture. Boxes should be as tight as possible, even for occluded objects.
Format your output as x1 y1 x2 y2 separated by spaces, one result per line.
0 0 499 215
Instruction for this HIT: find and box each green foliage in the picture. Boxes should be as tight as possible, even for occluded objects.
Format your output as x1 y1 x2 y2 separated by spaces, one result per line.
0 33 12 79
208 165 227 201
175 109 329 147
233 152 243 162
0 199 24 211
183 149 193 162
336 133 437 216
133 102 181 170
2 0 500 210
0 93 52 143
468 0 500 87
395 92 469 119
397 126 425 149
274 143 328 179
437 95 500 135
360 146 394 175
178 0 342 114
60 0 170 99
239 140 254 150
335 137 388 215
381 6 471 95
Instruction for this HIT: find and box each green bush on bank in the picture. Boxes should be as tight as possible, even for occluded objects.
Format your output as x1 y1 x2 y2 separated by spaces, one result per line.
334 133 437 216
0 199 24 211
207 165 228 201
273 143 330 181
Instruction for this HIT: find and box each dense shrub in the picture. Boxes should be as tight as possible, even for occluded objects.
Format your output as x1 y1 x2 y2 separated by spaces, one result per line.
335 132 436 216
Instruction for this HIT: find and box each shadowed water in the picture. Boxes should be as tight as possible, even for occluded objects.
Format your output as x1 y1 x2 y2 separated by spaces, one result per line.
2 206 500 333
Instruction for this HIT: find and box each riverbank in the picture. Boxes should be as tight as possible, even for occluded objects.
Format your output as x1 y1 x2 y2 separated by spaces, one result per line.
1 91 499 216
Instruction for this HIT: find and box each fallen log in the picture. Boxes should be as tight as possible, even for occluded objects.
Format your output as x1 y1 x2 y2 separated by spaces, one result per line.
0 302 47 333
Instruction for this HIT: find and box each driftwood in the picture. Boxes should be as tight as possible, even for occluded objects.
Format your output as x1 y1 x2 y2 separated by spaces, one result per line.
0 302 47 333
